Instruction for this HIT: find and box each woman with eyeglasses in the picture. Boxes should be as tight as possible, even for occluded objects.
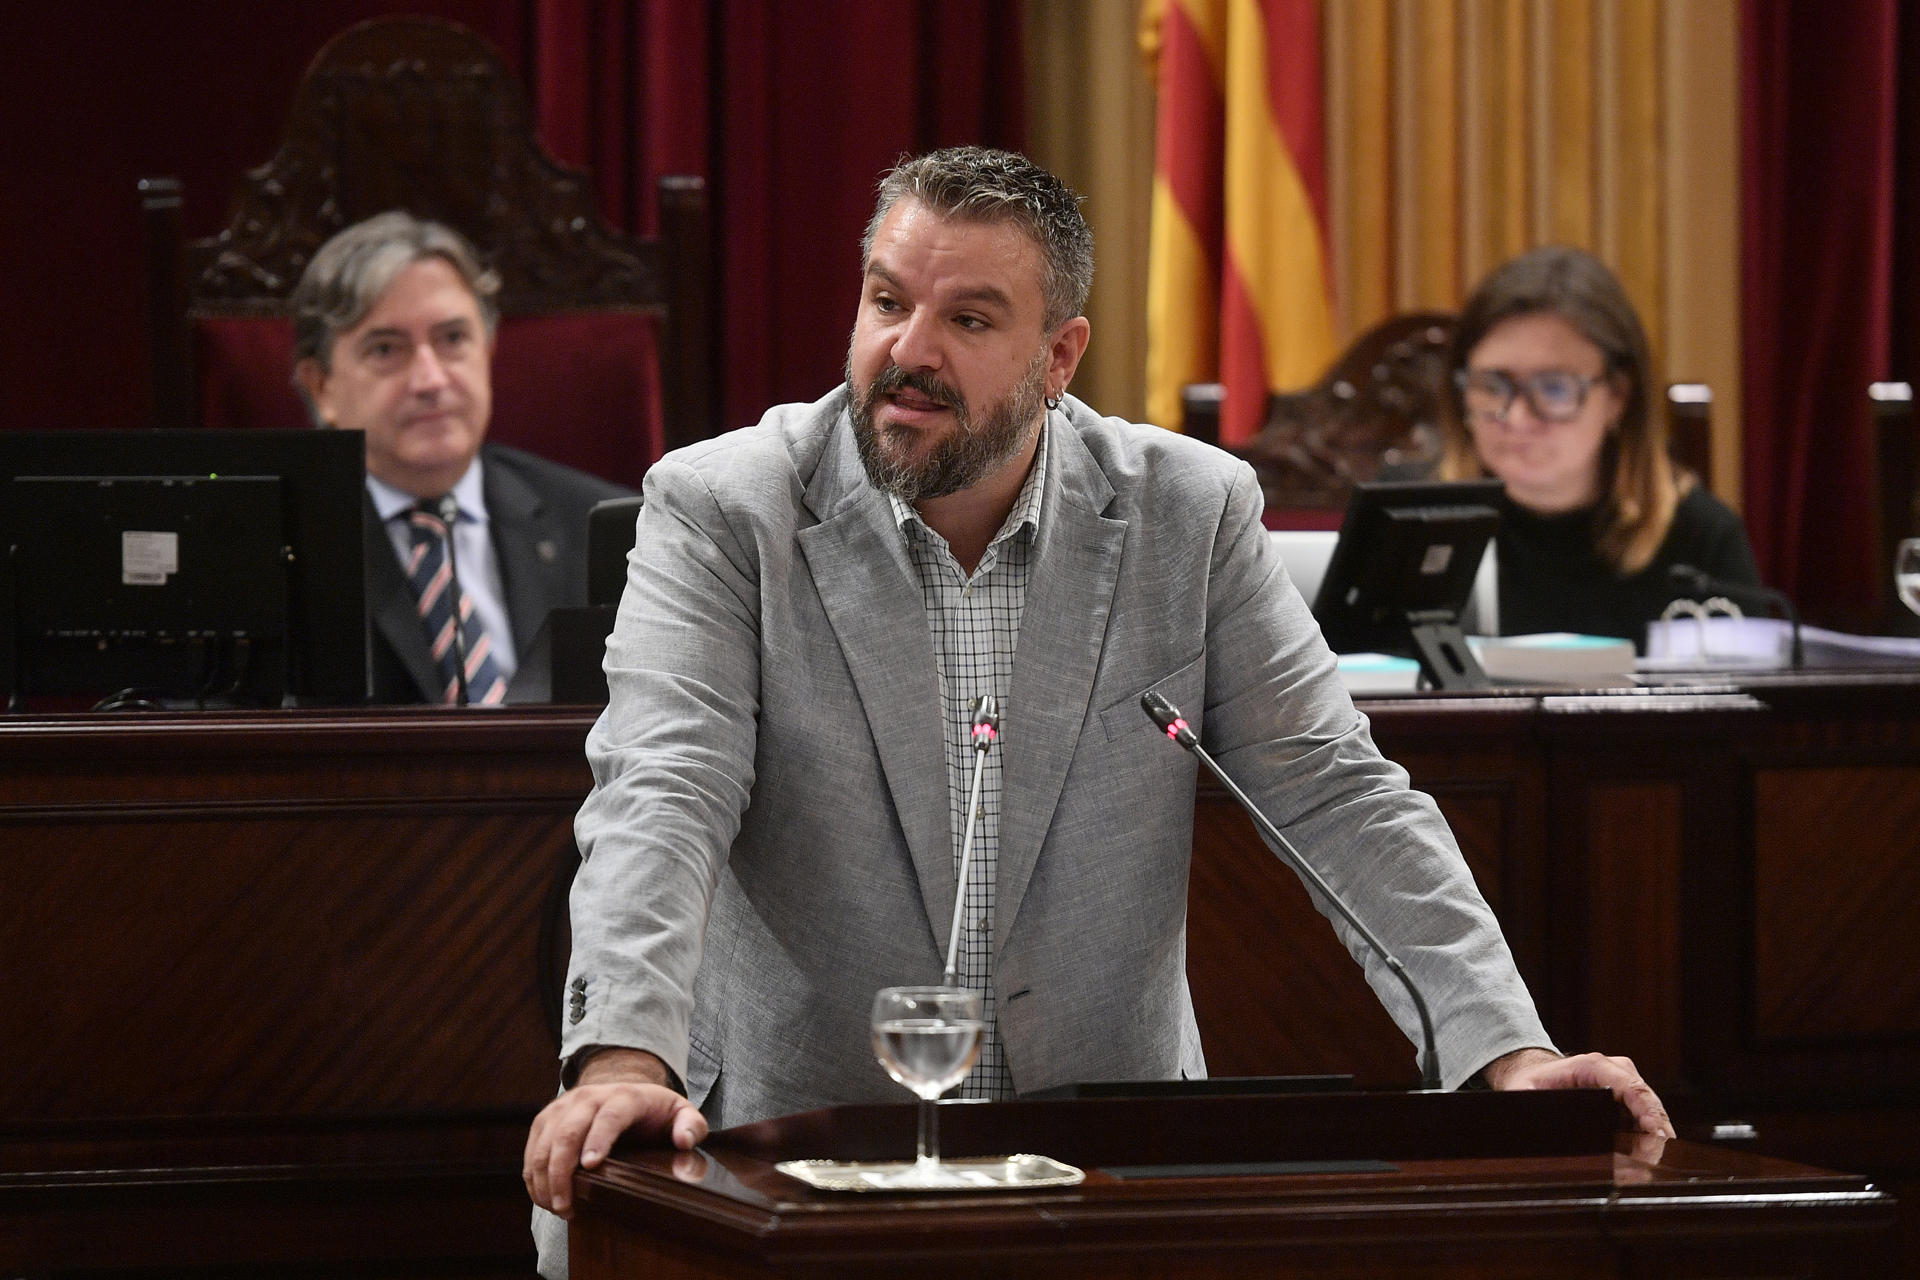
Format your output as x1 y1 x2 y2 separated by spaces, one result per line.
1431 245 1759 647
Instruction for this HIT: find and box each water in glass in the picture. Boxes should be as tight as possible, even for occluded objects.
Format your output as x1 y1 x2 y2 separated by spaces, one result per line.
870 985 983 1177
873 1016 982 1099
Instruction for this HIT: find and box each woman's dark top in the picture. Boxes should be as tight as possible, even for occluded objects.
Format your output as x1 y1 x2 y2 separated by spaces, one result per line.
1493 484 1761 647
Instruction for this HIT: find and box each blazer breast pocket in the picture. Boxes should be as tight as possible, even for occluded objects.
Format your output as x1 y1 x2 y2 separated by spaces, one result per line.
1097 651 1205 744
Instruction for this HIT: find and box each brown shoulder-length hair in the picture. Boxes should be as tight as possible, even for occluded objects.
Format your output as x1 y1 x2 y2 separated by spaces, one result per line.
1437 245 1689 575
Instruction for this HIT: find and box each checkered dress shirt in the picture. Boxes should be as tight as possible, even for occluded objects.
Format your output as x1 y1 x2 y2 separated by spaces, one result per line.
887 424 1048 1101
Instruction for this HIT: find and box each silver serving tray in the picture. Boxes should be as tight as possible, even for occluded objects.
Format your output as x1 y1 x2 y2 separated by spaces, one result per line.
775 1153 1085 1192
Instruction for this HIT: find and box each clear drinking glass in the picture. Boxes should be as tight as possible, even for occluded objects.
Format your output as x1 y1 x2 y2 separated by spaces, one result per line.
1898 539 1920 618
870 985 984 1176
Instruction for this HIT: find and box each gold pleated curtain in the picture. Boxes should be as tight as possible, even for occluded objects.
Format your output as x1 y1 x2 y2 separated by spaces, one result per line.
1338 0 1742 505
1027 0 1742 504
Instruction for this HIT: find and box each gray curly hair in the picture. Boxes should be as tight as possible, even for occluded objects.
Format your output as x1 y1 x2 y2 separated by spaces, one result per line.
861 147 1093 330
290 211 499 376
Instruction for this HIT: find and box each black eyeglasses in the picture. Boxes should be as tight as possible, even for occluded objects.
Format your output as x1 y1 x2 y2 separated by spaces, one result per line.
1455 368 1608 424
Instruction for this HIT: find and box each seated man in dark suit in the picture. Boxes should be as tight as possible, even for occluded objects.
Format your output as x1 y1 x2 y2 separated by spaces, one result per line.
292 212 633 704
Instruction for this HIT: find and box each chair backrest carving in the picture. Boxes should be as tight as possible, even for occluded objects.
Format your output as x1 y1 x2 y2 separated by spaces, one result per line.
1182 313 1723 527
184 18 666 315
1183 313 1454 516
147 16 712 466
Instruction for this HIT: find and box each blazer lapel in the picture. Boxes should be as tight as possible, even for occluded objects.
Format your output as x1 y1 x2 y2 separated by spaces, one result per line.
483 452 566 647
795 414 955 954
996 418 1125 951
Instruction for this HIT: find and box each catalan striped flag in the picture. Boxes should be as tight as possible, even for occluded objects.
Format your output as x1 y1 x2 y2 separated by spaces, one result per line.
1142 0 1338 445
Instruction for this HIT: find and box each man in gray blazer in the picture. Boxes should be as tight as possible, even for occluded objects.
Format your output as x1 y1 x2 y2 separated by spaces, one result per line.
525 148 1670 1257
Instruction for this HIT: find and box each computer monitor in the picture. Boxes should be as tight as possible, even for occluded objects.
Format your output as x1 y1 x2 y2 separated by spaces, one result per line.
1270 528 1499 636
1310 480 1503 690
1 429 367 710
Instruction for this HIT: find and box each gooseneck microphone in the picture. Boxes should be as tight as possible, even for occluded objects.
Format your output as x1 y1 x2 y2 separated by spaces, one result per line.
942 695 1000 986
1668 563 1803 669
437 494 472 706
1142 691 1443 1091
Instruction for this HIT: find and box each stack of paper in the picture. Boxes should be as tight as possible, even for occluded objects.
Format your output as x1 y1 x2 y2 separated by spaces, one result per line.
1643 616 1920 670
1643 616 1787 667
1466 633 1636 683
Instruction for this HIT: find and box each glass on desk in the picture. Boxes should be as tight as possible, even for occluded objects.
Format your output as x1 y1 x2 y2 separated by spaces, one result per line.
773 986 1085 1194
1897 539 1920 617
871 985 982 1179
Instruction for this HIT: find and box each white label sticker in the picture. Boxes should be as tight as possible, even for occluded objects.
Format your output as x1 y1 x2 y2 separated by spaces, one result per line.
1418 544 1454 576
122 531 179 586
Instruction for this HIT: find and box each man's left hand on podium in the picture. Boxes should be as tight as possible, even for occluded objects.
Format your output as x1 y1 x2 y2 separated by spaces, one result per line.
1481 1046 1674 1139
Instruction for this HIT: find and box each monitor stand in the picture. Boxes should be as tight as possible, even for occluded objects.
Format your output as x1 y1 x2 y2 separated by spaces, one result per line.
1407 610 1489 690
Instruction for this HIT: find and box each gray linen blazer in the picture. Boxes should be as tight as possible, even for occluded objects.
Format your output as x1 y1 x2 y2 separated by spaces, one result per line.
564 388 1549 1120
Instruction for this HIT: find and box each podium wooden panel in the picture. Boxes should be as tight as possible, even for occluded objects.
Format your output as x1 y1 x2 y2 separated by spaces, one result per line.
2 672 1917 1273
569 1093 1894 1278
0 707 589 1277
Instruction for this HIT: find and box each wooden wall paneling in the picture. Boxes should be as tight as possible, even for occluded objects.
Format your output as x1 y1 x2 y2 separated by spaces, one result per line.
1185 786 1419 1087
2 1167 540 1277
1753 765 1920 1045
1680 681 1920 1277
1578 781 1686 1078
1674 682 1920 1112
0 709 592 1275
1532 692 1764 1087
1 808 567 1119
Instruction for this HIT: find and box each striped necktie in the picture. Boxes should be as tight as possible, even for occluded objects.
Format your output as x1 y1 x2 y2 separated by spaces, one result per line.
403 500 507 706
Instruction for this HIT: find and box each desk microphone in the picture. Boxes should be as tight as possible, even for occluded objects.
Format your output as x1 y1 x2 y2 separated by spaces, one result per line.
437 494 472 706
1668 563 1803 669
942 695 999 987
1141 691 1443 1091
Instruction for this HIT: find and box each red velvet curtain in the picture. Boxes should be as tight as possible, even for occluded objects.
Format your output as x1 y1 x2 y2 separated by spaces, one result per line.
0 1 1020 447
520 0 1027 434
1741 0 1900 631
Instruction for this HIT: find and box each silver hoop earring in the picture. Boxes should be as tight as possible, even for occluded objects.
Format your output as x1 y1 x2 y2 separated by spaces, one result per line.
1045 394 1061 412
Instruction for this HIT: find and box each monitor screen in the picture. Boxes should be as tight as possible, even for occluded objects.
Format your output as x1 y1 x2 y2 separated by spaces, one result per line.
1310 480 1503 688
1 429 367 709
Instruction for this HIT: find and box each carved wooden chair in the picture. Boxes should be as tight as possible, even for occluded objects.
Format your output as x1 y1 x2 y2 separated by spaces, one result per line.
141 16 714 489
1183 312 1717 526
1182 313 1455 527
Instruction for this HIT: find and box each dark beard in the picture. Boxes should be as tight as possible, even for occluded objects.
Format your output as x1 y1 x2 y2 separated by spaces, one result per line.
848 351 1048 502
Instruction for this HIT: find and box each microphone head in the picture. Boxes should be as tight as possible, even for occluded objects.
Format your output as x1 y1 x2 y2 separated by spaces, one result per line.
437 494 460 526
1140 690 1180 732
969 694 999 749
1141 691 1197 747
1667 563 1712 596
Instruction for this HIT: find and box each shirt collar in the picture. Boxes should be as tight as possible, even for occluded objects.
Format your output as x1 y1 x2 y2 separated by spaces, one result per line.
368 456 489 525
887 415 1050 549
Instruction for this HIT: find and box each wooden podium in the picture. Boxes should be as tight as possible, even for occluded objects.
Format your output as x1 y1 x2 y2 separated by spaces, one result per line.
570 1091 1895 1278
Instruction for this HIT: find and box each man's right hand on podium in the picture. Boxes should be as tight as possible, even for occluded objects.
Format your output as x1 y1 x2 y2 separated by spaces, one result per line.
523 1047 708 1219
